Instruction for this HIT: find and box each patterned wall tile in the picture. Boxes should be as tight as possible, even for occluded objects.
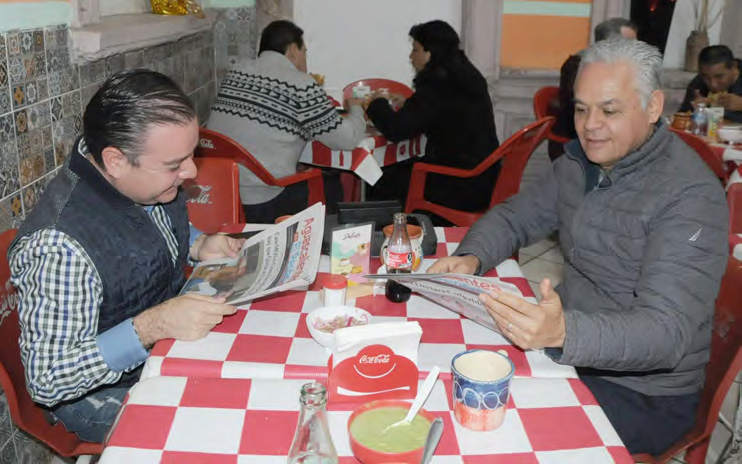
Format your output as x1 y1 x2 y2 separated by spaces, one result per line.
0 21 227 237
44 25 78 98
6 29 47 111
0 193 24 230
0 139 20 199
79 59 106 88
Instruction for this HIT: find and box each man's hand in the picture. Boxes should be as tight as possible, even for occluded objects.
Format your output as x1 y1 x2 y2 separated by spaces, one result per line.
190 234 244 261
133 293 237 346
692 89 709 109
478 278 566 350
388 93 407 110
427 255 480 274
717 92 742 111
344 98 366 110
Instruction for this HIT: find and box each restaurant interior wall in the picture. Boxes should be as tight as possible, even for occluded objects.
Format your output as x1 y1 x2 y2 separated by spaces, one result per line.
0 3 258 461
292 0 461 102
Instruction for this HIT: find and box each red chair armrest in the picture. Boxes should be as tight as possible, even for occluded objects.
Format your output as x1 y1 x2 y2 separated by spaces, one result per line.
411 162 476 179
274 168 323 187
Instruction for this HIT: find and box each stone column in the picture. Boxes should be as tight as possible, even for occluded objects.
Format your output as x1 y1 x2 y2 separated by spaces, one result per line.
720 0 742 57
589 0 631 44
255 0 294 39
460 0 503 80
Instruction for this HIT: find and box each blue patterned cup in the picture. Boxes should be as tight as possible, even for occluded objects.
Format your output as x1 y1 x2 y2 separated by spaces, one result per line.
451 349 514 431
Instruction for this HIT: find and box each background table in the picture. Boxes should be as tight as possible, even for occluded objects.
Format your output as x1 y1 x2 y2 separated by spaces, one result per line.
299 128 426 186
101 376 633 463
142 227 576 382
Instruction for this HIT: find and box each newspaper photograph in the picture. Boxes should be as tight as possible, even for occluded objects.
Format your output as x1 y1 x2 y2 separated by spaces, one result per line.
366 273 525 333
181 202 326 306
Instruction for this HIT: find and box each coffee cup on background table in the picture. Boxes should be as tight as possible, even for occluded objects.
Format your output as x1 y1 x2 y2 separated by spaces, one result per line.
451 349 514 431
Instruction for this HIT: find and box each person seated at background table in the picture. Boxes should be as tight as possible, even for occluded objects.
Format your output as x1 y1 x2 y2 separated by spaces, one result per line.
365 20 499 220
552 17 638 160
679 45 742 123
208 20 366 224
8 70 242 443
429 39 728 455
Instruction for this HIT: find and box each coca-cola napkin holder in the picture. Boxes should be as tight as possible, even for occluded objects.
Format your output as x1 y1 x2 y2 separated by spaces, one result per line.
327 321 421 409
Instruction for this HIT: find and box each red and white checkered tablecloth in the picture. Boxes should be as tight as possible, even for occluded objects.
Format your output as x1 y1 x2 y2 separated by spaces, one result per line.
100 376 632 463
142 227 577 382
298 129 426 185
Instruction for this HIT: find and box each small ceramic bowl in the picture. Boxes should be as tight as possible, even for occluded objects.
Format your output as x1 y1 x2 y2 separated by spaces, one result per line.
306 306 371 348
348 399 434 464
718 126 742 145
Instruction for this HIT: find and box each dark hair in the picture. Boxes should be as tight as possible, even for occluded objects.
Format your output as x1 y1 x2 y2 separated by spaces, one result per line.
409 20 477 88
699 45 735 69
258 20 304 55
83 69 196 167
594 17 637 42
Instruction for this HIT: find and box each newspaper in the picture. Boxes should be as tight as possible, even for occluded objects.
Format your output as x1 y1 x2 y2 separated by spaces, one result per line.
181 202 325 306
366 273 526 333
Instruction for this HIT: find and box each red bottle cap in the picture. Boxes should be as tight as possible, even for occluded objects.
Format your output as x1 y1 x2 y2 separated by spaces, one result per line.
323 274 348 290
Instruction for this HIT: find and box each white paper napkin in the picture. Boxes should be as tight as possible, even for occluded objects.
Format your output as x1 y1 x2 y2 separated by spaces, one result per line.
332 321 422 367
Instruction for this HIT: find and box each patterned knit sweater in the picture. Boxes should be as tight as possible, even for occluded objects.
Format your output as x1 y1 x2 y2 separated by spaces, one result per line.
208 51 366 204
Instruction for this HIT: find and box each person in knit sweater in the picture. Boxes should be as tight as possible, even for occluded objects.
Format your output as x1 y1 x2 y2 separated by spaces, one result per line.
208 20 366 223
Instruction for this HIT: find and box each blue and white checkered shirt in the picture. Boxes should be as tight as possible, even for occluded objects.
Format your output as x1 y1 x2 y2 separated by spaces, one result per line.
9 205 199 406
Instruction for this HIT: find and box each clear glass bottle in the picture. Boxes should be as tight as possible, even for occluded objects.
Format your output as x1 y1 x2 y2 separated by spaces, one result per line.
288 382 338 464
385 213 412 303
691 102 709 137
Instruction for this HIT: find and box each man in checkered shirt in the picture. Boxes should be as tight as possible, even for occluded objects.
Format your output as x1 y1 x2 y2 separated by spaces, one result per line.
8 70 241 443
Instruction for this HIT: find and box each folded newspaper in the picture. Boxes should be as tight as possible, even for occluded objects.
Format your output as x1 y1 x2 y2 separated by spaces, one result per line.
180 202 325 306
366 273 525 333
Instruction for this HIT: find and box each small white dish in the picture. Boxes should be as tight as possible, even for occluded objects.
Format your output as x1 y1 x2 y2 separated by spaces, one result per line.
718 126 742 145
306 306 372 349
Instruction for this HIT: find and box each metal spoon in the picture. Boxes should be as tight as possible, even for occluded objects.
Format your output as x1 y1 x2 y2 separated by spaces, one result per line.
420 417 444 464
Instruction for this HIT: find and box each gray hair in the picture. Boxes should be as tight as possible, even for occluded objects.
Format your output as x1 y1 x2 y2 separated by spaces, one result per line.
579 39 662 108
594 17 637 42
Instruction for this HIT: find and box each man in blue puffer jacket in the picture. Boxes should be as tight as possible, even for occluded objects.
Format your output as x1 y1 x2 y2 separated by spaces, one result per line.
430 39 729 456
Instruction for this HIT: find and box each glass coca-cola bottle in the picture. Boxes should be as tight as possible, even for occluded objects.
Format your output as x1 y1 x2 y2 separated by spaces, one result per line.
288 382 337 464
385 213 413 303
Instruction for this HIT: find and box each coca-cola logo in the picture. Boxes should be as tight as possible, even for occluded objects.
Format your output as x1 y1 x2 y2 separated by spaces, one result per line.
185 184 212 205
199 138 214 149
354 345 397 378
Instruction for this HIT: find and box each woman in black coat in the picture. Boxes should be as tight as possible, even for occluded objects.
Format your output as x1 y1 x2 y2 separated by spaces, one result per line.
366 20 500 217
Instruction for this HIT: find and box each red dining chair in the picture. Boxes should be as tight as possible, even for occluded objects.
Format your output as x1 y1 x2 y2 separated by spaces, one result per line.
0 229 103 457
183 157 245 235
533 86 570 145
670 128 729 184
632 257 742 464
196 128 326 211
342 78 413 101
404 117 555 227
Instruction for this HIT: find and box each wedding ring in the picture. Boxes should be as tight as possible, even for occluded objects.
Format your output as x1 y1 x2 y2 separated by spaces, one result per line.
507 322 514 333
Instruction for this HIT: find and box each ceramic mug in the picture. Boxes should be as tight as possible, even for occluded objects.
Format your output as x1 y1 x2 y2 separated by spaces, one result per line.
379 224 424 272
450 349 514 431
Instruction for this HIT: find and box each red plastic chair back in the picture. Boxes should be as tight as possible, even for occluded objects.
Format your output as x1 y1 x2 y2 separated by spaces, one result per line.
404 117 554 227
183 158 245 234
0 229 102 456
533 86 570 145
196 128 325 214
632 258 742 464
533 86 559 120
670 128 729 184
343 79 413 101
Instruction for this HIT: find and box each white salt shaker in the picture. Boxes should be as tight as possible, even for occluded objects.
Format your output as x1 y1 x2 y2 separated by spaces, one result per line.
323 274 347 307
